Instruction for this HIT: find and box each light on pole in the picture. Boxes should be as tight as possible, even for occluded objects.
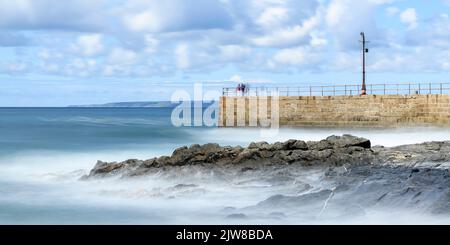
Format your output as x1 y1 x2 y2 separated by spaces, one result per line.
360 32 369 95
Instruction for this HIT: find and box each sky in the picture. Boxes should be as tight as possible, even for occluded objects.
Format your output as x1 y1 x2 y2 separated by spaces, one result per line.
1 0 450 106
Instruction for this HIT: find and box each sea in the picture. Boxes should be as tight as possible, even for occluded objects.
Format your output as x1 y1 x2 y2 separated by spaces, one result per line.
1 107 450 224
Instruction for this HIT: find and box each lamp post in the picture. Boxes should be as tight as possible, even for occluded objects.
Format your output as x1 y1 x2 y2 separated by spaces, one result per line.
360 32 369 95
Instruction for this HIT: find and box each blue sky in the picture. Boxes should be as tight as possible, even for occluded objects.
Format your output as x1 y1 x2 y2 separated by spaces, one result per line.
1 0 450 106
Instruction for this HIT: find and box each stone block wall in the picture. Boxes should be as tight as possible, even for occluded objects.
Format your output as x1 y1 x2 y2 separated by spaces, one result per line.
218 94 450 127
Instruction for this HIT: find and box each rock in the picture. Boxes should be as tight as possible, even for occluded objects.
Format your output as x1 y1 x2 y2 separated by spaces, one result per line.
226 213 247 219
270 142 284 151
82 135 450 180
268 212 286 219
307 140 333 151
249 141 269 149
282 139 297 150
292 140 308 150
326 134 371 149
255 190 333 209
87 160 128 177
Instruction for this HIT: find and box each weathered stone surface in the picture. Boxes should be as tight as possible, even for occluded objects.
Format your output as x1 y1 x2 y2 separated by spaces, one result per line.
219 94 450 127
326 134 371 149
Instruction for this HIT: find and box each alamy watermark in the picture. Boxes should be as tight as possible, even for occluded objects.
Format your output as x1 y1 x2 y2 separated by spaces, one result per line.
170 83 280 135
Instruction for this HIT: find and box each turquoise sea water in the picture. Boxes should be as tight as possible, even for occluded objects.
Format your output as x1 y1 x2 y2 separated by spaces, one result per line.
2 107 450 224
0 107 201 154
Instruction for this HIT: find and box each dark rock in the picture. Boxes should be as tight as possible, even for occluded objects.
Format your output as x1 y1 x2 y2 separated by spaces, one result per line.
292 140 308 150
249 141 270 150
326 134 371 149
87 160 127 177
226 213 247 219
82 135 450 182
256 190 333 209
268 212 286 219
308 140 333 151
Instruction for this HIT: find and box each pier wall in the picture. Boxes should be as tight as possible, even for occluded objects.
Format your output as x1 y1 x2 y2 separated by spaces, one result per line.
218 94 450 127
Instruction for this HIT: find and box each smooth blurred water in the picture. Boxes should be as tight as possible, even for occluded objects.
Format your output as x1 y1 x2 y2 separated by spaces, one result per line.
1 107 450 224
0 107 199 155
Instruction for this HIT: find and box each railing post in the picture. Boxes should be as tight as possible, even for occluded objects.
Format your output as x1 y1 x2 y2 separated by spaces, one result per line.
384 84 386 95
345 85 347 96
429 83 432 94
309 86 312 96
441 83 443 94
408 84 411 94
333 85 336 96
397 84 399 95
418 84 421 94
321 86 324 96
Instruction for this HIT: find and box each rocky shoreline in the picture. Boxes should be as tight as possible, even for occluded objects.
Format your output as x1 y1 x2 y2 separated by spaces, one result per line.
82 135 450 216
83 134 450 179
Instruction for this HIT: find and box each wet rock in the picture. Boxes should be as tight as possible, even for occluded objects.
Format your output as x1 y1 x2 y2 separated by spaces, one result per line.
87 160 129 177
326 134 371 149
83 135 450 180
249 141 270 150
282 139 298 150
307 140 333 151
292 140 308 150
223 206 237 212
268 212 286 219
255 190 333 209
172 184 198 189
226 213 247 219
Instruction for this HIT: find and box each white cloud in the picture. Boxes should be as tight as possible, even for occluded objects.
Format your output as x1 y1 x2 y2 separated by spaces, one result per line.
310 32 328 46
144 35 160 53
271 46 322 66
2 0 450 80
386 7 399 16
65 58 99 77
400 8 418 29
2 61 28 73
0 0 105 31
252 13 320 47
124 10 162 32
229 74 243 83
73 34 104 57
228 74 273 84
175 43 190 69
256 7 289 29
122 0 232 33
219 45 251 61
329 52 359 71
108 47 138 65
404 13 450 49
325 0 385 50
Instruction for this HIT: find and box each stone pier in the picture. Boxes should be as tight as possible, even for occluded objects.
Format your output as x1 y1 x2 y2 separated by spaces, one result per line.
218 94 450 127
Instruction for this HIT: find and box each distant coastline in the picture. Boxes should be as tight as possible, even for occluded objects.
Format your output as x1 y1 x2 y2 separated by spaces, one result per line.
68 101 215 108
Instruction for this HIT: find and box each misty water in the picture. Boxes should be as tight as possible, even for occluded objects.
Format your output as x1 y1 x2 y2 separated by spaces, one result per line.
0 108 450 224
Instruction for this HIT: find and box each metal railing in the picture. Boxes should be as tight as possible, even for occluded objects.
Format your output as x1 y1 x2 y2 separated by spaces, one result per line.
222 83 450 97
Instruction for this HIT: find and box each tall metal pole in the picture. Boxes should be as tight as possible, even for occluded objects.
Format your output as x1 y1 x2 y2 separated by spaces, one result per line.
360 32 367 95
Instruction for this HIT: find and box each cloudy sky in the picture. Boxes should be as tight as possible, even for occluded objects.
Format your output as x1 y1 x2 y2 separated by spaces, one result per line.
1 0 450 106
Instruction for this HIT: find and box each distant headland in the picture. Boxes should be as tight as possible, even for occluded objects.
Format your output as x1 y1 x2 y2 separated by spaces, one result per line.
68 101 215 108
